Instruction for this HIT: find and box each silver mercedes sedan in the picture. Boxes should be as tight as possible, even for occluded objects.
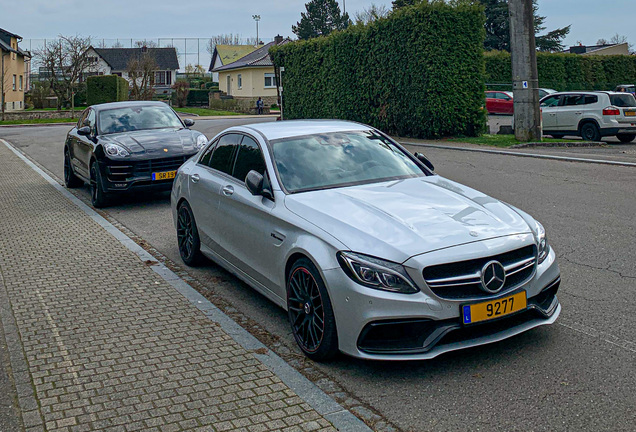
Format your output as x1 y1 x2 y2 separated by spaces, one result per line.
171 120 561 361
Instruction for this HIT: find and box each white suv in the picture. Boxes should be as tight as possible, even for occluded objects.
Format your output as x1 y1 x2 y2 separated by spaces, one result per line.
540 91 636 142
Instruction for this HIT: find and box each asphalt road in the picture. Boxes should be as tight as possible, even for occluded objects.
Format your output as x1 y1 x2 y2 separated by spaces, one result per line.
1 121 635 432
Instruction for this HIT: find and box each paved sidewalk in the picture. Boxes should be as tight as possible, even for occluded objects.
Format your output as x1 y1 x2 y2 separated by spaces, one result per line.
0 142 338 431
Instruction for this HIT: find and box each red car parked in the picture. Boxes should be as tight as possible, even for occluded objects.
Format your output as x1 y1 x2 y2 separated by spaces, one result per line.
485 91 514 114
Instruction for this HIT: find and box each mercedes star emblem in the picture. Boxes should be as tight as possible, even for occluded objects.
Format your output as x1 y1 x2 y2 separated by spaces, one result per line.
480 260 506 293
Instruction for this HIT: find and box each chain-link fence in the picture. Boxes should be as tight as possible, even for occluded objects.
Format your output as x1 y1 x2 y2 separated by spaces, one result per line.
23 37 274 74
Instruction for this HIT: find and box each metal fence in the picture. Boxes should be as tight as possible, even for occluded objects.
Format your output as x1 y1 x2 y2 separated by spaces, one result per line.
22 37 273 74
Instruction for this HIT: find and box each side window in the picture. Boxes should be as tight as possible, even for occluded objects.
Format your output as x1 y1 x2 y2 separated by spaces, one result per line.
209 134 242 175
198 139 218 167
232 136 266 183
562 95 584 106
87 110 97 135
497 93 511 100
541 95 560 107
77 110 89 128
584 95 598 105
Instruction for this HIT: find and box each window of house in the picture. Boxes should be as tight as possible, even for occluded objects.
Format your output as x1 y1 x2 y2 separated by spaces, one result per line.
155 71 166 85
113 72 122 77
166 71 172 85
12 75 16 91
19 76 23 91
238 74 242 89
264 73 276 88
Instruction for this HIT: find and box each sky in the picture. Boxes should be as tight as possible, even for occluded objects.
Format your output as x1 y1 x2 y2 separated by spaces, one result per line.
2 1 634 66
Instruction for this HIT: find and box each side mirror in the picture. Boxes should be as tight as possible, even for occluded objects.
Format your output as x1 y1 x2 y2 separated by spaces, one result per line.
77 126 91 136
245 170 264 196
183 118 195 127
415 152 434 172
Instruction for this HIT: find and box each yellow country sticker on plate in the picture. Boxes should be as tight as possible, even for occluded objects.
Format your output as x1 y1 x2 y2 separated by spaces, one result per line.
152 170 176 181
462 291 527 325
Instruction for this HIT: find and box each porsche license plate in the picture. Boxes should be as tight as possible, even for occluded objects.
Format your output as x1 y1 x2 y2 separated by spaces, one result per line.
462 291 527 325
152 170 176 181
624 110 636 117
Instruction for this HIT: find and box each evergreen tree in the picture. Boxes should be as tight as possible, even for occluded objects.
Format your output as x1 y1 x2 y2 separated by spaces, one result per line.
293 0 351 40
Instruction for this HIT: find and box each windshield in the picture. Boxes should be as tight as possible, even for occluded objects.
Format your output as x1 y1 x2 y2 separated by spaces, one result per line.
98 105 183 134
610 94 636 107
271 130 427 193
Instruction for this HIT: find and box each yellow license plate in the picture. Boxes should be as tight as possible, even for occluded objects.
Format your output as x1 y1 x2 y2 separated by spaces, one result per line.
152 170 176 181
462 291 527 325
625 111 636 117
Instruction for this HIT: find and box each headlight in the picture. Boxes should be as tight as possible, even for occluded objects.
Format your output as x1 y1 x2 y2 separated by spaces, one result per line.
535 221 550 264
195 134 208 150
337 251 419 294
104 143 130 157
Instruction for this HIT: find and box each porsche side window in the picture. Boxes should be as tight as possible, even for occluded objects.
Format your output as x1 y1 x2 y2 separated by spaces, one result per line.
232 136 266 183
209 134 241 175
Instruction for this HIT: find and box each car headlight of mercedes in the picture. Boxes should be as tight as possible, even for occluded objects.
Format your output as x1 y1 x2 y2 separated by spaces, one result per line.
195 134 208 150
104 143 130 157
535 221 550 264
337 251 419 294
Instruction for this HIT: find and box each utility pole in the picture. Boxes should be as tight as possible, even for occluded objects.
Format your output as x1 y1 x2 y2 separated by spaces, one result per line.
252 15 261 46
508 0 541 141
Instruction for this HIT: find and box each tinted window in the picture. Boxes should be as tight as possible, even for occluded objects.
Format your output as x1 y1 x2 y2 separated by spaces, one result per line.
198 139 218 167
584 95 598 105
232 136 266 182
562 94 585 106
272 130 426 193
541 95 560 107
610 94 636 107
209 134 241 175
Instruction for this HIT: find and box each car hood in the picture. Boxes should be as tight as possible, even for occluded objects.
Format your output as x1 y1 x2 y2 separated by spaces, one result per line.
284 176 533 263
100 128 200 156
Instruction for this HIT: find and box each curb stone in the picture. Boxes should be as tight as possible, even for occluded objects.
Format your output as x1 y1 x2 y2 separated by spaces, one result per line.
1 138 373 432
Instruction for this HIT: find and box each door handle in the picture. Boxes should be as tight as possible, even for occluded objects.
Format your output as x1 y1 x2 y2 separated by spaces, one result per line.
190 173 200 183
574 112 582 115
222 185 234 196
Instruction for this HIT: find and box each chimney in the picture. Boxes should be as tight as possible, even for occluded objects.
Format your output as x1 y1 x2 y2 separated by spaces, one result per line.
274 34 283 45
141 45 148 53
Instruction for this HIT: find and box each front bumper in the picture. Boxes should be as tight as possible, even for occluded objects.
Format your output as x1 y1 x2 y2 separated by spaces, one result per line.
325 243 561 361
97 154 196 193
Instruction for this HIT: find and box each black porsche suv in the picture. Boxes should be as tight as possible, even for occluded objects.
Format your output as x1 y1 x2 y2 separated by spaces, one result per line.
64 101 208 207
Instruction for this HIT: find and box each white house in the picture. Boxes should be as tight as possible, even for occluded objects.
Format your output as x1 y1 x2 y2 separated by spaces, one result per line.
83 46 179 92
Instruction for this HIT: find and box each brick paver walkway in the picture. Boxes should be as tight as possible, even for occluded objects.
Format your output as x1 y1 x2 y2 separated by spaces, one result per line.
0 142 336 432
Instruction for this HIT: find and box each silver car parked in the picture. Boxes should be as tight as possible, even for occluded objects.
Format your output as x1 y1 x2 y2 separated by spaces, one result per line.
171 120 561 361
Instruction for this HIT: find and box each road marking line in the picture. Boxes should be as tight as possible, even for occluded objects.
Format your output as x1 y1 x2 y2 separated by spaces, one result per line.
401 142 636 168
558 321 636 353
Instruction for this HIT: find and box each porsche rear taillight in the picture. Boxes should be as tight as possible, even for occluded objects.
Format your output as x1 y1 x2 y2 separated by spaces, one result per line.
603 106 620 116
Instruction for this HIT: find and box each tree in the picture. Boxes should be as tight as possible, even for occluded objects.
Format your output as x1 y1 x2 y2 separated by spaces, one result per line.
34 35 94 114
479 0 570 52
597 34 633 53
391 0 420 9
172 80 189 108
127 51 157 100
292 0 351 40
354 4 390 25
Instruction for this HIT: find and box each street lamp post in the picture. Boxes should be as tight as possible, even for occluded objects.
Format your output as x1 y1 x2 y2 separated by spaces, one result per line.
252 15 261 46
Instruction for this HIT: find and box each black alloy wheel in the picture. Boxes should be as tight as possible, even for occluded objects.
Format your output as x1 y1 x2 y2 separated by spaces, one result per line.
287 258 338 361
616 134 635 143
580 123 601 142
64 149 83 188
177 201 203 266
89 162 109 208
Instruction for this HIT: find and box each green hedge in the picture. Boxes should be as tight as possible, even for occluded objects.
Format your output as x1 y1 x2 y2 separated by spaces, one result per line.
204 82 219 90
270 1 486 138
86 75 129 106
186 89 210 106
485 51 636 91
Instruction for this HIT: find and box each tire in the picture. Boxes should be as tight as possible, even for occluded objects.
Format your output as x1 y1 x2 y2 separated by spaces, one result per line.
287 258 339 361
616 134 635 143
550 134 565 139
176 201 203 266
580 122 601 142
89 161 110 208
64 149 83 188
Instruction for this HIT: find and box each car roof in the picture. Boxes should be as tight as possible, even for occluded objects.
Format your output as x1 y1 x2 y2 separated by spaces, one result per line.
240 120 373 141
89 101 170 111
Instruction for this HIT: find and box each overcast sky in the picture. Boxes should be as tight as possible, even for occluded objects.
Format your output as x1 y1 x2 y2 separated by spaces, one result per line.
3 0 634 49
